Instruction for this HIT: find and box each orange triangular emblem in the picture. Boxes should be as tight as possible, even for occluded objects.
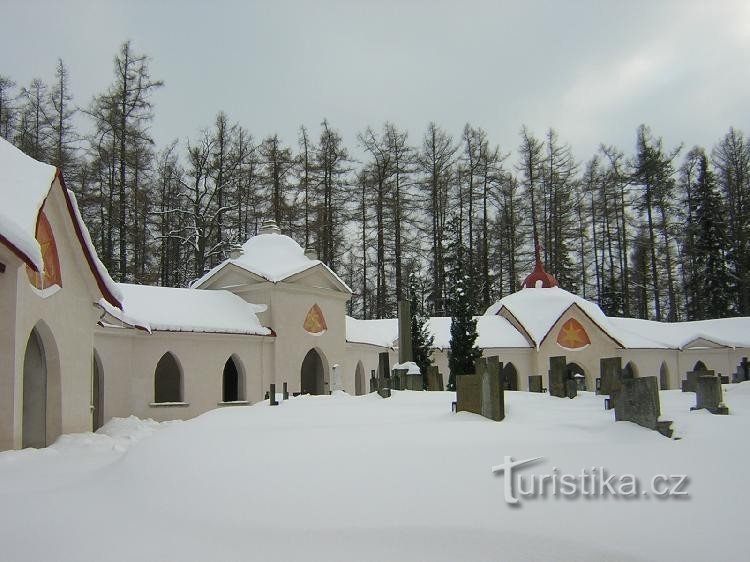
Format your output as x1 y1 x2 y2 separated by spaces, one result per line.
556 318 590 349
303 304 327 334
26 211 62 289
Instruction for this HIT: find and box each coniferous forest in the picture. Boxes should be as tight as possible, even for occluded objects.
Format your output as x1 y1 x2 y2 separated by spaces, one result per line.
2 41 749 322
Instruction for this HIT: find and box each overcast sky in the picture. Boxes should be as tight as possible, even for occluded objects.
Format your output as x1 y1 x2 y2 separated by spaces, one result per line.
3 0 749 162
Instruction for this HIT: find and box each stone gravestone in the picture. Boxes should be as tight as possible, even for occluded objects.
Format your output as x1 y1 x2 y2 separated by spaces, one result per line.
548 356 568 398
283 382 289 400
269 384 278 406
398 300 413 364
599 357 623 396
426 366 444 391
392 368 407 391
456 372 481 415
692 376 729 415
483 357 505 421
614 377 672 437
566 379 578 399
369 370 377 393
733 357 749 384
682 368 713 393
377 352 392 398
455 357 504 421
528 375 543 393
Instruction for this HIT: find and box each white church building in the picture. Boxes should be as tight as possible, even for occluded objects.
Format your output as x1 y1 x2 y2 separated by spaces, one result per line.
2 137 749 451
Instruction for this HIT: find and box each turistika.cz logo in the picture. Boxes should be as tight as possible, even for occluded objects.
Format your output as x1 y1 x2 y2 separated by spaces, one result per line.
491 456 689 505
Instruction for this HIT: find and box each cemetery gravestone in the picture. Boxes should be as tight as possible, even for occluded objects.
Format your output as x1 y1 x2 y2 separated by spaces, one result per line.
426 366 444 391
614 376 672 437
377 352 392 398
682 368 714 393
455 357 505 421
733 357 749 384
692 376 729 415
483 358 505 421
566 379 578 399
269 384 278 406
549 356 568 398
528 375 543 393
599 357 623 396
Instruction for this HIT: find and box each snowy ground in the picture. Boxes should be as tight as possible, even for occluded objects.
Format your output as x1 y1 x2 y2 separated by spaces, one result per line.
1 386 749 562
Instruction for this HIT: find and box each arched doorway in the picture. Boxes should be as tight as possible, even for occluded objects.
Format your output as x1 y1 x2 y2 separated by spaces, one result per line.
502 363 519 391
222 355 245 402
566 362 587 391
301 348 328 395
154 352 183 403
355 361 365 396
659 362 669 390
92 350 104 431
693 360 707 372
23 328 47 448
623 361 638 379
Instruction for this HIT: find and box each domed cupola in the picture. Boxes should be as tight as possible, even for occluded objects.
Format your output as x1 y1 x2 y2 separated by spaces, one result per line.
523 240 558 289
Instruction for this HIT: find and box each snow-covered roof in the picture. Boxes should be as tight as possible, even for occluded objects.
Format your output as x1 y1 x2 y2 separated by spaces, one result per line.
110 283 271 335
0 138 122 307
485 287 623 349
485 286 750 350
346 317 398 348
609 316 750 350
193 231 351 293
0 137 57 270
345 315 531 350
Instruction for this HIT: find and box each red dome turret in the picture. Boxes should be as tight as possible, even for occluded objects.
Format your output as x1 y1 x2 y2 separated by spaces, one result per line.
523 240 558 289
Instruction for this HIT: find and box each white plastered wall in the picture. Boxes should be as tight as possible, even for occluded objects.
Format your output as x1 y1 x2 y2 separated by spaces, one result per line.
5 181 104 449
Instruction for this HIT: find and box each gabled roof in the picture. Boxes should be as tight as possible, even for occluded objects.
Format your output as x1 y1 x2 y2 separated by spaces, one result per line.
0 138 122 307
0 137 58 270
100 283 271 336
485 287 627 349
192 231 351 294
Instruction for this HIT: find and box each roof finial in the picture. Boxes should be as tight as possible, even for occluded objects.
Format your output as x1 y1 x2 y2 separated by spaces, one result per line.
523 236 558 289
259 219 281 235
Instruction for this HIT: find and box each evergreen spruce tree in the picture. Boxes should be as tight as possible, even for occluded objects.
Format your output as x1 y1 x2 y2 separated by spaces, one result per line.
408 273 434 378
447 266 481 390
687 153 732 319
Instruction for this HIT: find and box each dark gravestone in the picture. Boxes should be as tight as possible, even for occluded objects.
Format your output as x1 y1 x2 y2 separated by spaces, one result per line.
369 370 377 393
269 384 278 406
392 368 407 391
426 366 444 391
283 382 289 400
482 357 505 421
455 357 505 421
566 379 578 399
528 375 543 393
692 376 729 415
486 356 500 388
397 300 413 364
405 372 424 391
614 377 672 437
720 375 729 385
682 369 714 393
456 373 481 415
378 352 391 381
733 358 749 384
377 353 392 398
599 357 623 396
549 356 568 398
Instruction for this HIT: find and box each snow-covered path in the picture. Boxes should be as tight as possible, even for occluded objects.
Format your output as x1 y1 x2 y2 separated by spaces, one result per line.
1 386 748 562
